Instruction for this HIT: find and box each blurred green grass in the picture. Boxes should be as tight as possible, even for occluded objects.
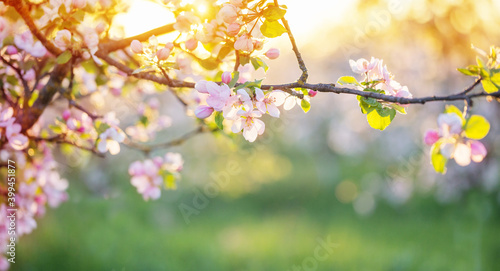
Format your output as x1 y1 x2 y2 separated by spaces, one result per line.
15 163 500 271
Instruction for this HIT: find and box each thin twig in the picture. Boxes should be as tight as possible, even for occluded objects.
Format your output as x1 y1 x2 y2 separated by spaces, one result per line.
124 126 206 154
69 100 102 119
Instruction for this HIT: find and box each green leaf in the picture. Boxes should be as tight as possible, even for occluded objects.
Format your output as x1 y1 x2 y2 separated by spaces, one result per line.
444 105 465 124
337 76 359 86
72 9 85 22
481 79 499 94
56 51 72 64
390 103 407 115
430 142 447 174
217 45 232 61
260 20 287 38
197 57 219 70
250 57 269 72
457 67 477 76
464 115 490 140
239 55 250 65
263 5 286 21
228 71 239 88
366 107 396 131
300 99 311 113
49 124 63 134
28 90 39 107
215 111 224 130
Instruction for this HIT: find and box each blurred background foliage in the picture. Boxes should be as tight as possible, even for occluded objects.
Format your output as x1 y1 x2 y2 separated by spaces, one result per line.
17 0 500 270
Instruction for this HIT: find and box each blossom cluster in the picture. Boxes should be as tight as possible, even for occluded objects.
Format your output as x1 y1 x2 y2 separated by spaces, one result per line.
128 152 184 200
349 57 412 101
193 72 310 142
0 105 29 151
424 106 489 173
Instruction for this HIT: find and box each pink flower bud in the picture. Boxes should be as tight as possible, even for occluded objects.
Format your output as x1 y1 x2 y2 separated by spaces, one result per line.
470 140 487 163
62 109 71 121
230 0 244 7
5 46 17 55
195 80 209 93
265 48 280 59
218 4 238 24
226 23 241 36
308 90 318 97
156 47 171 60
185 38 198 51
96 22 107 34
72 0 87 9
23 69 35 81
130 40 143 54
221 71 232 84
110 88 121 96
195 105 214 119
424 130 439 146
165 42 174 50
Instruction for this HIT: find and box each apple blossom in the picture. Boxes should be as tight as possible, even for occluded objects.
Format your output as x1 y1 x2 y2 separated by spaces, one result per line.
231 110 265 142
222 89 253 119
265 48 280 60
308 90 318 97
129 160 163 200
234 34 254 52
255 88 286 118
14 31 47 57
72 0 86 9
349 57 379 74
130 40 143 54
424 130 439 146
218 4 238 24
5 46 17 55
54 29 72 50
97 127 125 155
204 82 232 111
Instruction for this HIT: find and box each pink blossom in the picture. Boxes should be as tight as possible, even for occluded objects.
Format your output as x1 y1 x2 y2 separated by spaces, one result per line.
0 106 13 127
6 121 29 150
234 34 253 52
438 113 463 137
97 127 125 155
424 130 439 145
255 88 286 118
265 48 280 60
205 82 232 111
14 31 47 57
226 23 241 36
163 152 184 172
185 38 198 51
195 105 214 119
0 17 10 43
174 12 199 32
54 29 72 50
223 89 252 119
72 0 86 9
253 40 264 50
62 109 71 121
232 110 265 142
195 80 209 94
23 69 36 81
218 4 238 24
130 40 143 54
230 0 244 7
129 160 162 201
349 57 379 74
221 71 232 84
165 42 174 50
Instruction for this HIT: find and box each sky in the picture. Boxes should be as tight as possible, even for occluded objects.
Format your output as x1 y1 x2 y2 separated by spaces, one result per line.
113 0 355 40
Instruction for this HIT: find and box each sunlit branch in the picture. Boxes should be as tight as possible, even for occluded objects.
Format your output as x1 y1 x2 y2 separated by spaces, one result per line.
2 0 63 56
30 135 105 157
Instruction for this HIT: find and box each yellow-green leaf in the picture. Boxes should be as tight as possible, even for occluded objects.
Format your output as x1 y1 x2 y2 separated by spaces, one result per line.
465 115 490 140
263 6 286 21
366 107 395 131
56 51 72 64
301 99 311 113
430 143 447 174
260 20 286 38
337 76 359 86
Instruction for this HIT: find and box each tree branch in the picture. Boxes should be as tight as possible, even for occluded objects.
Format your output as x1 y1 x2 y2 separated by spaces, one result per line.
2 0 63 56
124 126 206 154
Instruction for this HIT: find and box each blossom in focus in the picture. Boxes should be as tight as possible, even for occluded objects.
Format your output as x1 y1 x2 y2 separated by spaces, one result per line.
218 4 239 24
222 89 252 119
231 110 265 142
54 29 72 50
234 34 253 52
255 89 286 118
130 40 143 54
